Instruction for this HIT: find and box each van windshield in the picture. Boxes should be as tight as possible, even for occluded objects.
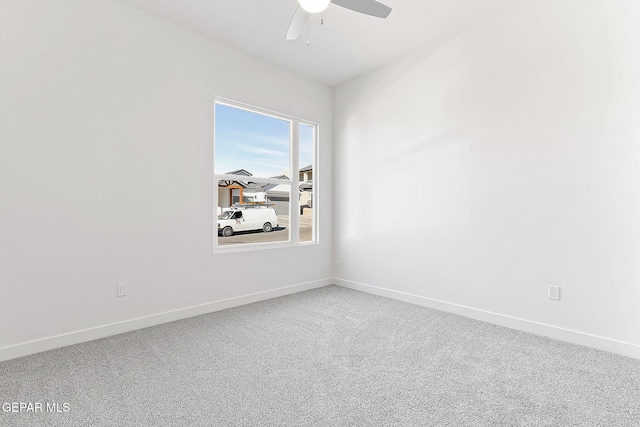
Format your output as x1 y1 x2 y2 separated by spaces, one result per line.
220 211 234 220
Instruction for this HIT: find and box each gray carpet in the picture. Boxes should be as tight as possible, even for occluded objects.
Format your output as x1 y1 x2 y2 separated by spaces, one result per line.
1 285 639 426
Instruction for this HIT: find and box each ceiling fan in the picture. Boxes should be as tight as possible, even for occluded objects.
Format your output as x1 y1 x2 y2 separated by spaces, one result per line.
286 0 392 40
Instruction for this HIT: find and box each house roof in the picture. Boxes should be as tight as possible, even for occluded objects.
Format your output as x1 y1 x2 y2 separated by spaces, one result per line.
225 169 252 177
220 171 297 190
218 180 247 188
265 183 291 194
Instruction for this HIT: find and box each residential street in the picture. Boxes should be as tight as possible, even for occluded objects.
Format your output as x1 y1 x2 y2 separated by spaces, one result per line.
218 215 313 246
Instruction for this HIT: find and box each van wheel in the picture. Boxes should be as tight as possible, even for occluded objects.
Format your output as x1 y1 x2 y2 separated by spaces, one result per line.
263 223 273 232
222 227 233 237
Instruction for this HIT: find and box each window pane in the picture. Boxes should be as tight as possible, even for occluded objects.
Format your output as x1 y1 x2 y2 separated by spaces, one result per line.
215 103 291 179
299 124 315 243
217 180 290 247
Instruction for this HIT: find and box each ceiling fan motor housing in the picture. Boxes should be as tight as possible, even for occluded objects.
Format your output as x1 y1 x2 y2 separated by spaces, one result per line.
298 0 331 14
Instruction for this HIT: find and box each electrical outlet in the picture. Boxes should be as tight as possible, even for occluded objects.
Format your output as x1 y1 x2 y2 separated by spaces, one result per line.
117 282 128 297
339 257 345 265
548 285 560 301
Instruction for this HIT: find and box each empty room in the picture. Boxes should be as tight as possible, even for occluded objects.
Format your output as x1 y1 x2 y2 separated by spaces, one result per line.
1 0 639 425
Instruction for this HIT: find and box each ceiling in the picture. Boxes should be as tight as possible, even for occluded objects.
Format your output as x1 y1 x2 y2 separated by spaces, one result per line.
117 0 514 87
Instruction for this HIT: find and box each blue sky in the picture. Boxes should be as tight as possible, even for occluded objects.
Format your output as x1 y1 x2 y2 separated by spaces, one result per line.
215 103 314 178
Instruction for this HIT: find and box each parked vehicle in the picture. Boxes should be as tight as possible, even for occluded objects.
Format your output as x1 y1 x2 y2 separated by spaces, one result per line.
217 205 278 237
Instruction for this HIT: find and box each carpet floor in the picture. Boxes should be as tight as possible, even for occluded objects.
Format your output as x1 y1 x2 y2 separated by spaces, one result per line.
1 285 639 426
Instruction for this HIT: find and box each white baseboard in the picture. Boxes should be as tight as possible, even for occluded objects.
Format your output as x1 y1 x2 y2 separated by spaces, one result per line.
4 278 637 362
0 278 332 363
334 278 640 360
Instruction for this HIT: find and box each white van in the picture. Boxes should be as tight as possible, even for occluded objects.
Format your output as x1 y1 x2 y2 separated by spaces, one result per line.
217 206 278 237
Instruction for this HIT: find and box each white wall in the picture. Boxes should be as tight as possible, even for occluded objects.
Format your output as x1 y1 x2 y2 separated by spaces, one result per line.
334 0 640 357
0 0 332 359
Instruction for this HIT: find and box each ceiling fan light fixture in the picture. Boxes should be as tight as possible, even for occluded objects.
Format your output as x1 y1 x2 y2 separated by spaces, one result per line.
298 0 331 14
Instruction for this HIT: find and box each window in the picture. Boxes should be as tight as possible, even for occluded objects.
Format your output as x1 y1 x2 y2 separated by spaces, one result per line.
214 98 317 251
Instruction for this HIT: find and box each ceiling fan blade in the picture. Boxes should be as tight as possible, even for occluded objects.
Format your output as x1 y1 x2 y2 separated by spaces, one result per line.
331 0 392 18
286 5 310 40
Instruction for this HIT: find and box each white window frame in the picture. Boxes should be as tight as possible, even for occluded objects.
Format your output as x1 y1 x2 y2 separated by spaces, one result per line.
213 97 318 253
